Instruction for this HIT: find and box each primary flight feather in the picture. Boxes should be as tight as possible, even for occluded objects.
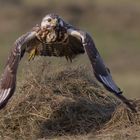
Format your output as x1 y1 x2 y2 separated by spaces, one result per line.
0 14 136 112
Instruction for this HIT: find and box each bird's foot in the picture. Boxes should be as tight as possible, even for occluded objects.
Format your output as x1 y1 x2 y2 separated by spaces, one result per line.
28 48 37 61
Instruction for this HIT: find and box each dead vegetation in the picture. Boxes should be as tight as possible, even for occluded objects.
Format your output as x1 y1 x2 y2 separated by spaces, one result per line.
0 58 139 140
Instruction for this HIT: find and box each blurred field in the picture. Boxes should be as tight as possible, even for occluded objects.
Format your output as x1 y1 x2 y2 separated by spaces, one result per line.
0 0 140 139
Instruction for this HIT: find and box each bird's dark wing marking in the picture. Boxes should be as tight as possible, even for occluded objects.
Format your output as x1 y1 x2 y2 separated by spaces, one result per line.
0 31 36 109
68 35 85 55
67 28 137 112
83 33 137 112
84 33 122 94
67 29 122 94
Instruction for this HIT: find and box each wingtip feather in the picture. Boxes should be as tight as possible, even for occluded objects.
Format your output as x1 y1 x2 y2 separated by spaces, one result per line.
0 88 12 109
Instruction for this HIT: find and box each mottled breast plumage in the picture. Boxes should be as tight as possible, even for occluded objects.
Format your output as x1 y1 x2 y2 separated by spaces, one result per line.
34 25 68 44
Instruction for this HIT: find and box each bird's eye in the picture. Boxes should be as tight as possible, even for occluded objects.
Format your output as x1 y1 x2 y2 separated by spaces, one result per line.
47 18 52 22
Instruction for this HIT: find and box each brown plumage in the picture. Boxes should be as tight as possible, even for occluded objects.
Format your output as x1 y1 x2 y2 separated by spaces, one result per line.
0 14 137 112
27 25 85 61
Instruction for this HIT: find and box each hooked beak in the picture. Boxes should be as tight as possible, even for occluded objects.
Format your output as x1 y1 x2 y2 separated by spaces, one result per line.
51 18 58 27
46 19 58 30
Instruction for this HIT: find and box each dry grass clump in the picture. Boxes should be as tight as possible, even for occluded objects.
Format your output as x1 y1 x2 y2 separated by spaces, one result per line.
0 58 139 140
94 104 140 140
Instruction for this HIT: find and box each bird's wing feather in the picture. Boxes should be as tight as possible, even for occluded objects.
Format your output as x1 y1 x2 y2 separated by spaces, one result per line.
0 31 36 109
83 33 122 94
67 28 136 112
67 29 122 94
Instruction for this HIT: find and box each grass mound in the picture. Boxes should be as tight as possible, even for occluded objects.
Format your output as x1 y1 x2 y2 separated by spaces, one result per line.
0 58 139 140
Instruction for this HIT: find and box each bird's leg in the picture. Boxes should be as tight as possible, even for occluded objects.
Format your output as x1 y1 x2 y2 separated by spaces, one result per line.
28 48 38 61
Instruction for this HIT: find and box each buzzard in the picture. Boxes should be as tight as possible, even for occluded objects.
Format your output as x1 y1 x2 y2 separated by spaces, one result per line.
0 14 136 112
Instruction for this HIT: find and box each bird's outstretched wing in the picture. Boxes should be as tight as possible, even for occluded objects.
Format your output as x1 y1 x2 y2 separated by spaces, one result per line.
67 28 137 112
0 31 36 109
84 33 122 94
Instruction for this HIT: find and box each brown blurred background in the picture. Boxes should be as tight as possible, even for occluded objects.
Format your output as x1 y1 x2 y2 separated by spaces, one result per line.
0 0 140 98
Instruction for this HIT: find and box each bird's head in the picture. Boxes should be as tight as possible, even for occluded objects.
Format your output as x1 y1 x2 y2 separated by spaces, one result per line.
41 14 64 30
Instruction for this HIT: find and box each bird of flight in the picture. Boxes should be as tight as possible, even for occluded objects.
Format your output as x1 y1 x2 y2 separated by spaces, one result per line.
0 14 136 112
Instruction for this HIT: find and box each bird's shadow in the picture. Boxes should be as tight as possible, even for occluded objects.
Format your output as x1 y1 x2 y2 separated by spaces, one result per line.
37 97 116 139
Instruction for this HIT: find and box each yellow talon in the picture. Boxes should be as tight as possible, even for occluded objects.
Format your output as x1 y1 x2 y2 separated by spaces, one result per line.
28 48 37 61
